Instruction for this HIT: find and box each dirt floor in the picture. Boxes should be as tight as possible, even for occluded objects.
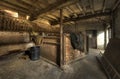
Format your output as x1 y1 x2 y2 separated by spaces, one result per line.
0 49 107 79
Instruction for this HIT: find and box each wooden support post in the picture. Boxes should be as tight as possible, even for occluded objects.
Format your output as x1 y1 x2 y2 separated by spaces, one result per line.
104 26 107 49
95 30 98 49
86 35 89 53
93 30 97 49
63 34 66 64
83 31 87 54
111 13 115 38
60 9 64 66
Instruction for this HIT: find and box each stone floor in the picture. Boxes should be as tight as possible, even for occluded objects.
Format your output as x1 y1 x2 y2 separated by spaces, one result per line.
0 49 107 79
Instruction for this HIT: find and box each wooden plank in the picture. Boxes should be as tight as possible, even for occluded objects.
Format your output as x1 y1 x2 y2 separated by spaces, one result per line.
60 9 64 66
15 0 33 8
76 3 85 16
0 3 28 14
89 0 95 14
29 0 79 21
112 0 120 11
0 0 29 11
51 11 111 25
102 0 106 12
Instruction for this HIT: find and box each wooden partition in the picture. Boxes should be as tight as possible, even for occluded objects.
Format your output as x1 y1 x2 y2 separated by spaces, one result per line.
40 36 60 65
103 38 120 73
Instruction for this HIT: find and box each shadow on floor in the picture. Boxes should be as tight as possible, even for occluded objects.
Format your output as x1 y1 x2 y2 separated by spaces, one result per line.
0 49 107 79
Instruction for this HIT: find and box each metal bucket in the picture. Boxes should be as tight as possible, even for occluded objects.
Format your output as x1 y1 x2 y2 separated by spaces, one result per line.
30 46 40 61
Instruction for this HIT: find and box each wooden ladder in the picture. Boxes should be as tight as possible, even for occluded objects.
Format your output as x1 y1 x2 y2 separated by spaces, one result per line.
96 52 120 79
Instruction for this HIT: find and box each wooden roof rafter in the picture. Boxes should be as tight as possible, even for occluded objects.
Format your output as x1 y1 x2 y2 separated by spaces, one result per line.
89 0 95 14
102 0 106 13
76 2 85 16
0 0 29 11
50 11 111 25
29 0 79 21
112 0 120 12
0 3 29 15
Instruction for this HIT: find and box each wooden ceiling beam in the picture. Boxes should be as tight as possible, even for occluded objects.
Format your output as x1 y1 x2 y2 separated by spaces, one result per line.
51 11 111 25
112 0 120 11
20 0 37 8
89 0 95 14
76 3 85 15
102 0 106 12
65 7 74 14
16 0 33 8
0 0 29 11
0 3 28 15
39 16 52 21
29 0 79 21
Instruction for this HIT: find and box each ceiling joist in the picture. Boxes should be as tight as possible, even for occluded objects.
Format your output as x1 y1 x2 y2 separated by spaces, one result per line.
51 11 111 25
102 0 106 13
29 0 79 21
112 0 120 11
16 0 33 8
89 0 95 14
76 3 85 15
0 3 29 15
0 0 29 11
